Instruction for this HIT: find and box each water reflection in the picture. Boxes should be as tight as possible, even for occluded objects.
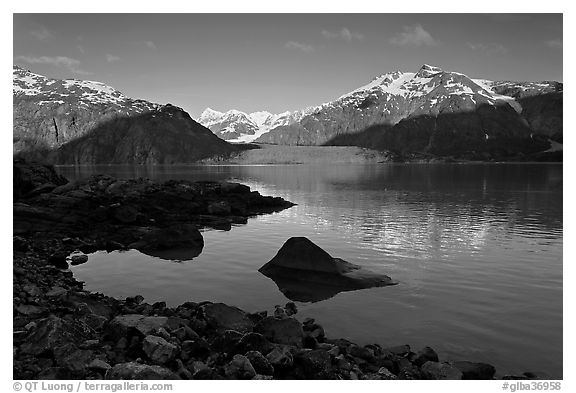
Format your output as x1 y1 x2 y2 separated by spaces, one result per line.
138 246 203 262
57 163 562 269
259 270 358 302
60 163 562 377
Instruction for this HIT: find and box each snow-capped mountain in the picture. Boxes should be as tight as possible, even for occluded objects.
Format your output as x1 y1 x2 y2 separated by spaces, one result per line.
13 65 160 113
198 108 304 143
199 64 562 158
13 65 237 164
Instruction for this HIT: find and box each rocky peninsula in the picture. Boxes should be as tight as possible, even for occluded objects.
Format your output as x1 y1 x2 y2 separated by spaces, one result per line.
13 160 541 380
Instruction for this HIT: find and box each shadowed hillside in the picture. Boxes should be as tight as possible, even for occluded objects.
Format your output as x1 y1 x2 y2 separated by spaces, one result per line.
325 102 560 162
15 105 253 165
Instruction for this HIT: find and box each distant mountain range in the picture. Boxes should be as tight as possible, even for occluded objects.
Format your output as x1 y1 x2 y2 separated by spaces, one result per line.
199 64 562 160
13 64 562 164
13 65 240 164
198 108 303 143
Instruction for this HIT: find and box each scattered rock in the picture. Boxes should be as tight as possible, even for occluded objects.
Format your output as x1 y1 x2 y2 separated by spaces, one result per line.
126 295 145 305
303 335 318 349
385 344 411 356
87 359 112 372
181 338 211 360
378 367 398 379
192 367 218 380
46 286 68 298
284 302 298 316
38 367 74 379
452 360 496 380
203 303 254 333
224 354 257 379
413 346 439 366
421 361 463 380
171 327 188 341
142 335 178 364
16 304 45 316
297 349 332 374
245 351 274 376
254 316 303 347
105 362 180 380
189 360 210 376
207 201 232 215
211 329 243 353
219 182 251 194
348 345 376 362
236 332 274 355
252 374 273 380
53 343 95 371
106 314 169 341
274 306 287 319
48 253 69 269
113 205 139 224
70 254 89 266
20 316 92 355
170 359 190 380
266 346 294 368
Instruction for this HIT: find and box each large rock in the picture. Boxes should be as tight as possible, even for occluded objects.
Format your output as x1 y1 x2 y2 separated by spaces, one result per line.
254 316 303 347
20 316 93 355
224 354 257 379
413 346 439 366
142 335 178 364
236 332 274 355
181 338 211 360
13 158 68 201
128 224 204 261
207 201 232 215
245 351 274 376
202 303 254 333
105 362 180 380
421 361 463 380
53 343 95 371
451 360 496 380
259 237 397 302
105 314 169 340
296 349 332 374
265 346 294 368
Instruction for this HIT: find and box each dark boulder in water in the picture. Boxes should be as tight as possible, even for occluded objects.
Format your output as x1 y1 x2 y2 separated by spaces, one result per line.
258 237 397 302
128 224 204 261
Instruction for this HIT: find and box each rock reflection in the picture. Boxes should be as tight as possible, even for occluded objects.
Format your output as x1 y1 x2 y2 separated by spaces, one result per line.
138 246 204 262
258 237 397 302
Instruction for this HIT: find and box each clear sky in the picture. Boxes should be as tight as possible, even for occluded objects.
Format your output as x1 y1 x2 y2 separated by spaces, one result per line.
13 13 562 119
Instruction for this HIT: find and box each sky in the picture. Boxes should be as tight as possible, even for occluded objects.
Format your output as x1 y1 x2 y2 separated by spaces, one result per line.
13 13 563 119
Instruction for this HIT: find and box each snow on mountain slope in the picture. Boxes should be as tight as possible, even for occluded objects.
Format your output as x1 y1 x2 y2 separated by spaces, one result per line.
13 65 238 164
200 64 560 144
198 108 306 143
13 65 159 112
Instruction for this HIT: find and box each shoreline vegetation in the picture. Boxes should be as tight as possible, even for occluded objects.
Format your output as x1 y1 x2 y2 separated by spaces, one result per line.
13 159 548 380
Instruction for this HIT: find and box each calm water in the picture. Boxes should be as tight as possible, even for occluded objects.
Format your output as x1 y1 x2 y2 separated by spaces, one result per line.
57 164 563 378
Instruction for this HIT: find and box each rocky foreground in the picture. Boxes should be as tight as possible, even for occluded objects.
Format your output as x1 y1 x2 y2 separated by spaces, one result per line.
13 160 541 380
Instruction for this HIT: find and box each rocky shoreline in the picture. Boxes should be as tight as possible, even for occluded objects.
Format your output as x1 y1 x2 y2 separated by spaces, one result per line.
13 160 543 380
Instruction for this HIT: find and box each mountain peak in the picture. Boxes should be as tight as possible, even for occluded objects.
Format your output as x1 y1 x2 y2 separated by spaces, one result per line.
415 64 443 78
201 107 223 116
